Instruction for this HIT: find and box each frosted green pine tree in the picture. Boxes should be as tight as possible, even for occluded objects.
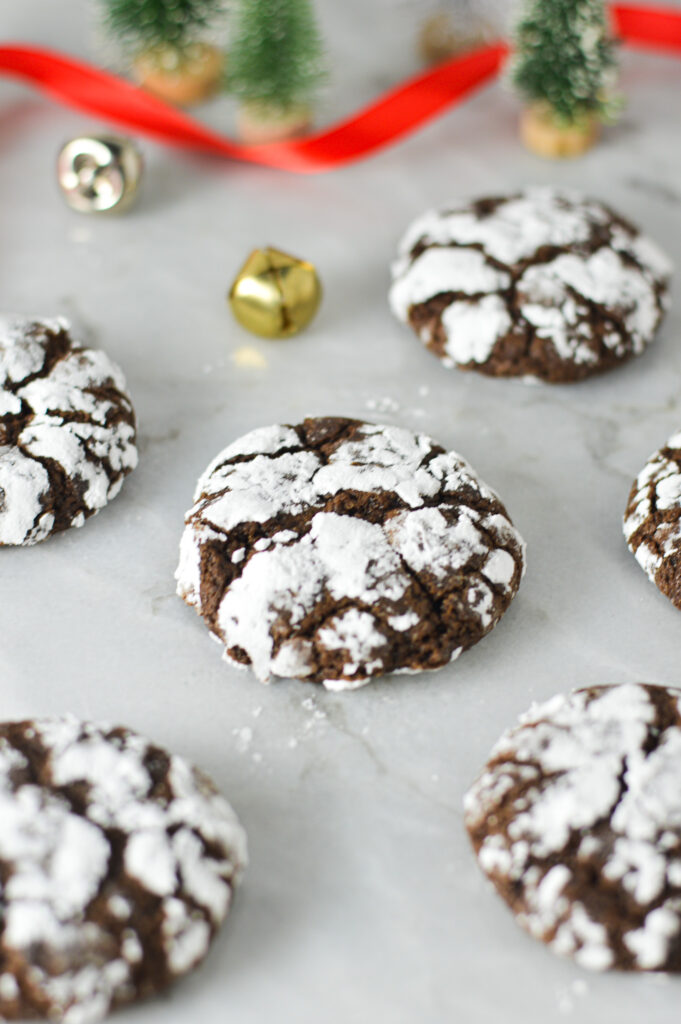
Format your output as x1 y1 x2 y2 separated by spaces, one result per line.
512 0 620 125
99 0 226 105
101 0 225 56
228 0 326 112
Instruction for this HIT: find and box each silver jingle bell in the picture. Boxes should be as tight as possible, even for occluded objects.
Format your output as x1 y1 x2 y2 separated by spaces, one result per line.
57 135 144 214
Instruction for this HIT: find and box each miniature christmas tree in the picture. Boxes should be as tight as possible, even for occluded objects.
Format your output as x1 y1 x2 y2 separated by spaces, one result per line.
100 0 226 106
227 0 326 142
511 0 620 157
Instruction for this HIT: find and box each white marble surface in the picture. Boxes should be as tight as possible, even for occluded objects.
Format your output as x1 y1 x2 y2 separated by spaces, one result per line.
2 1 681 1021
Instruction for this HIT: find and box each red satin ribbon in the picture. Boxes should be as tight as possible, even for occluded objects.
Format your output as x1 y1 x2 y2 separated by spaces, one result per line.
0 3 679 174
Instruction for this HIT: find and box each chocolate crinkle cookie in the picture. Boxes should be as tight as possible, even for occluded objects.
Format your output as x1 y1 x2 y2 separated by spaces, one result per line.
0 315 138 546
465 683 681 972
389 187 672 383
176 416 525 690
624 431 681 609
0 715 247 1023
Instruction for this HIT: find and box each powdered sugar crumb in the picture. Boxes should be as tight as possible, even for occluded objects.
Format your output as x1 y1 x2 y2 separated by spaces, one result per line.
365 396 400 414
232 726 253 753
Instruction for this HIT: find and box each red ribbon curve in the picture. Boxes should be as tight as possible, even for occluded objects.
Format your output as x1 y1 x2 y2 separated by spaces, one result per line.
0 3 679 174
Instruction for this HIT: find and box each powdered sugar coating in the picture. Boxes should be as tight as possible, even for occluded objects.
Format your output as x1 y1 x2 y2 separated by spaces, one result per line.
624 432 681 609
0 716 246 1022
465 683 681 972
176 417 525 689
389 187 671 383
0 315 138 545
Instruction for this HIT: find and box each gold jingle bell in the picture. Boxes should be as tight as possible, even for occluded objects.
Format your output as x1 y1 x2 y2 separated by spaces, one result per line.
57 135 144 214
228 248 322 339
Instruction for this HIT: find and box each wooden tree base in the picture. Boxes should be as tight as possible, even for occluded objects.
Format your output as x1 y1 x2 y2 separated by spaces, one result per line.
134 43 223 107
520 104 600 159
236 102 312 143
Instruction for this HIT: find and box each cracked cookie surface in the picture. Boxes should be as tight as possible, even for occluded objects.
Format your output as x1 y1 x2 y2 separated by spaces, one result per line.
389 187 672 383
0 715 247 1022
0 315 138 546
176 417 525 690
465 683 681 972
624 432 681 609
